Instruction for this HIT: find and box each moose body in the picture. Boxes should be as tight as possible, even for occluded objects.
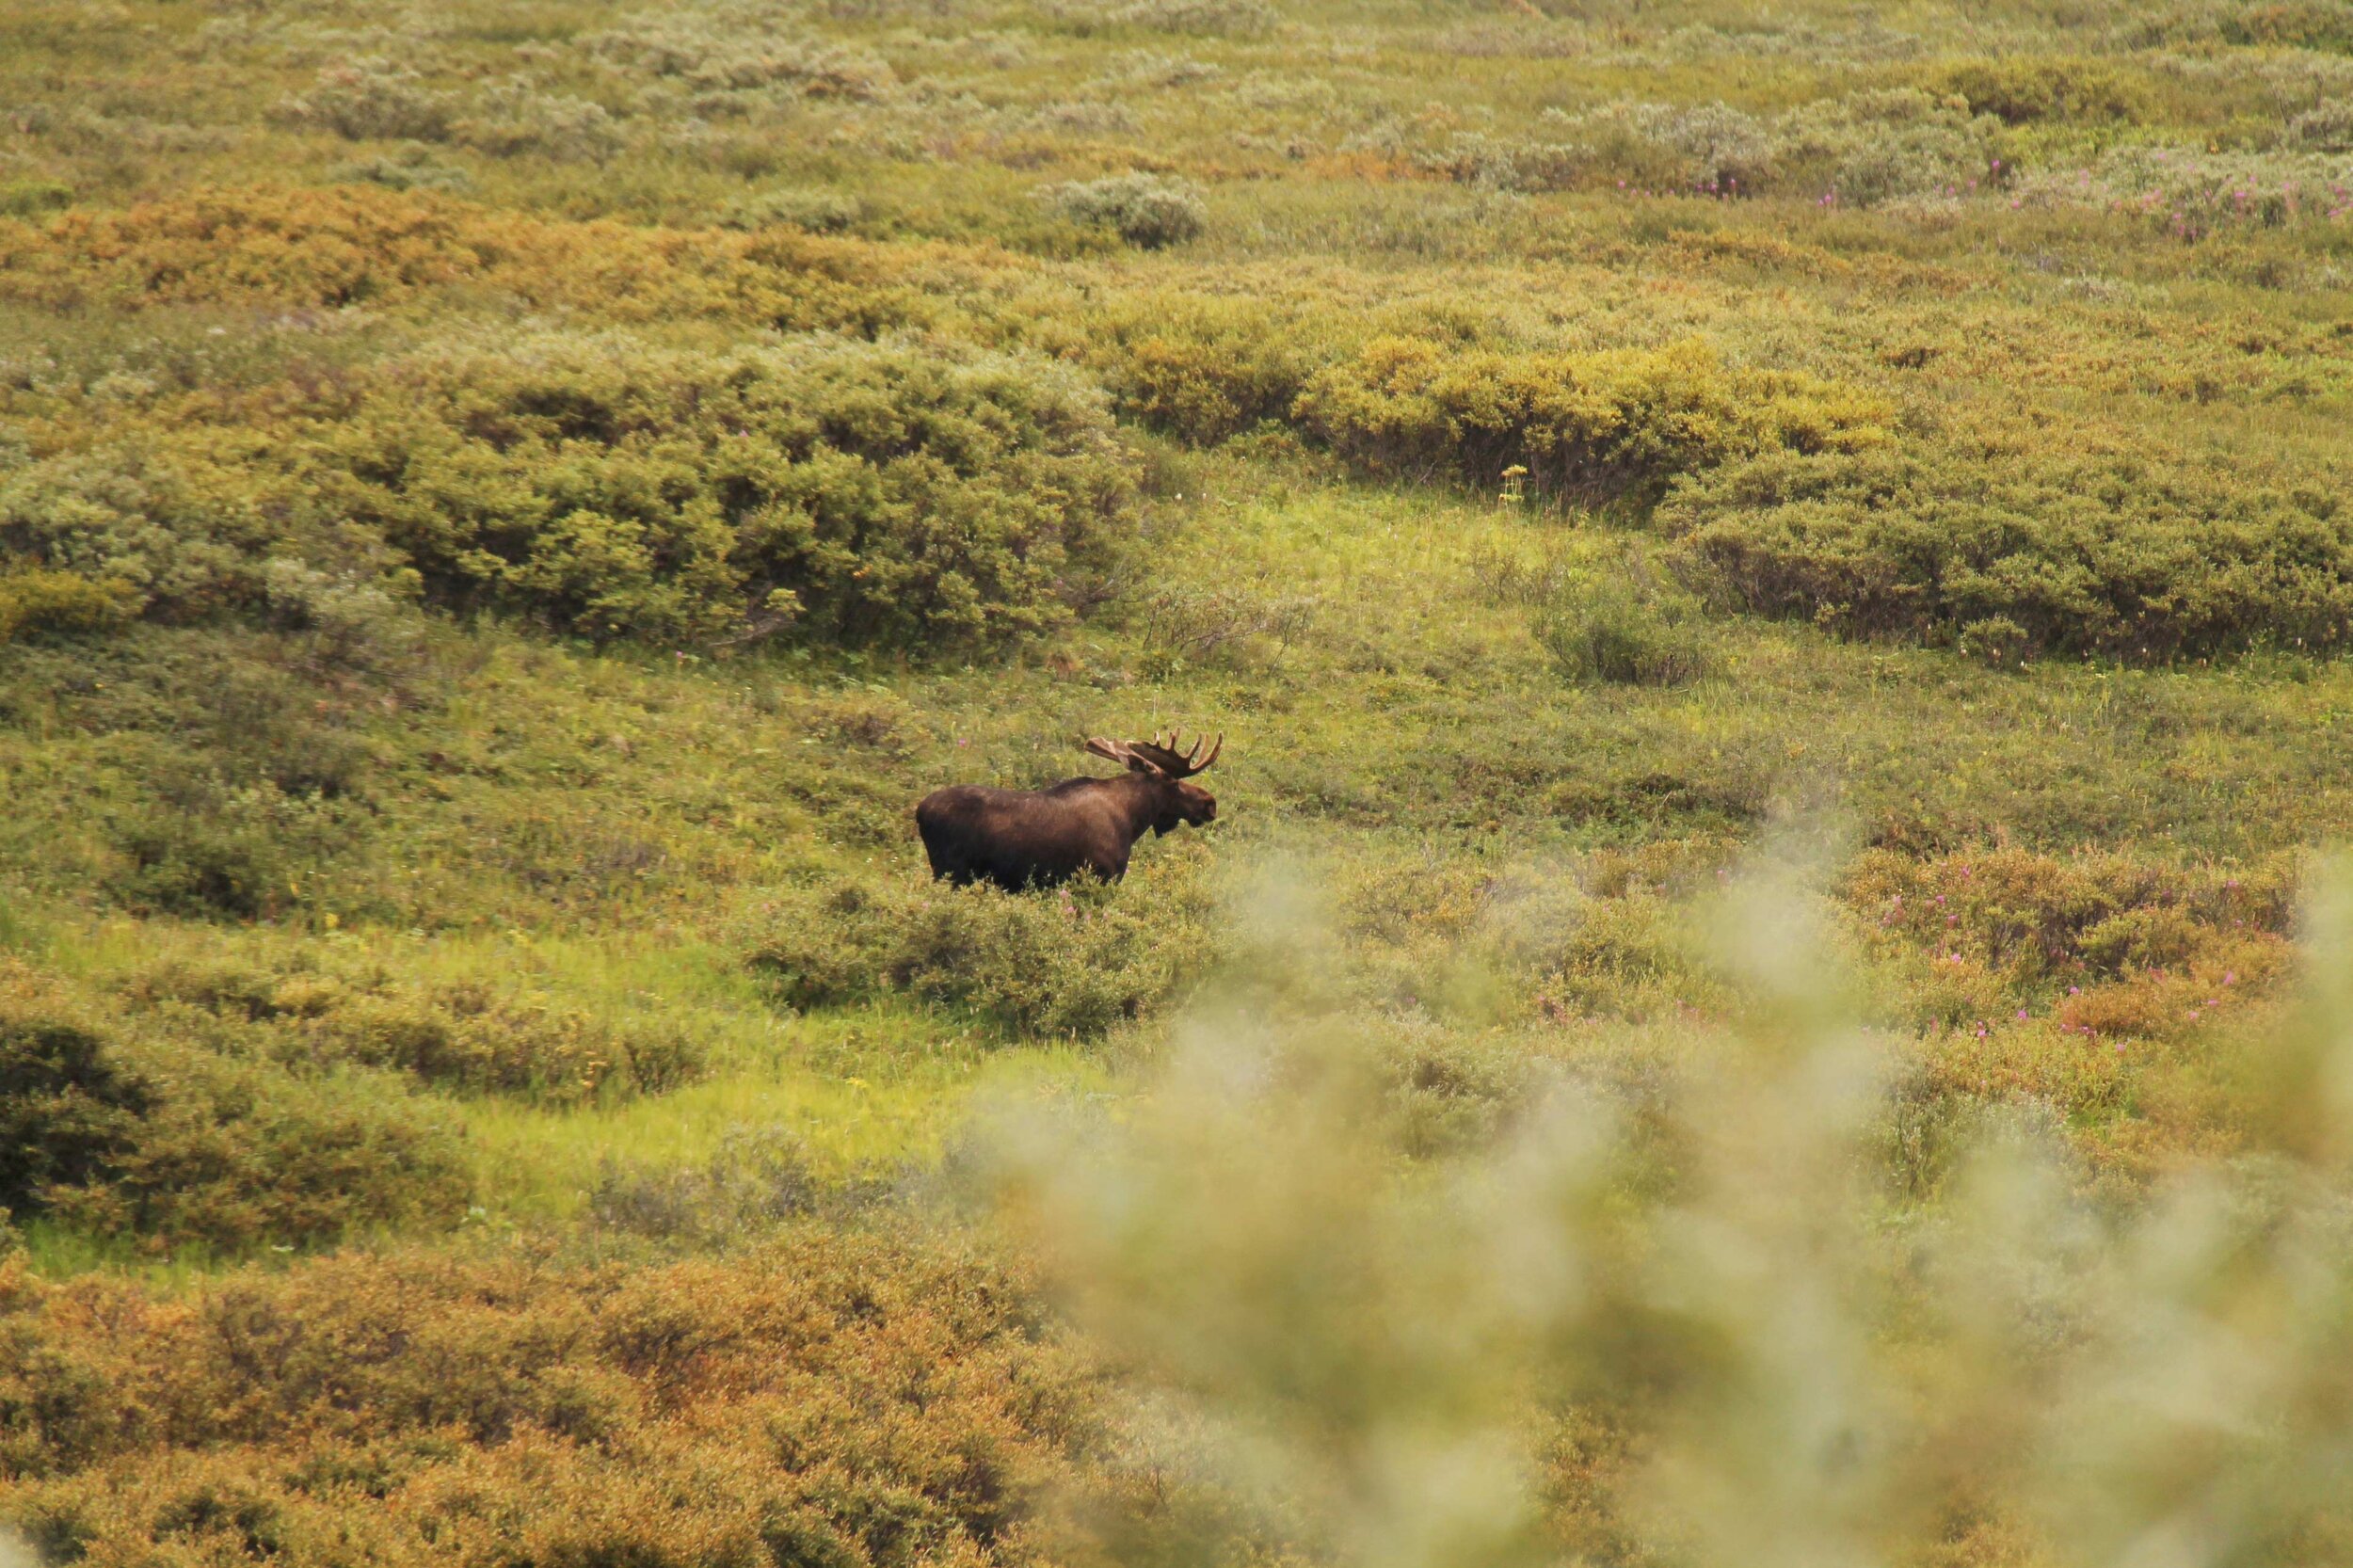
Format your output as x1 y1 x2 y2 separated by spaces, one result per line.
915 733 1222 891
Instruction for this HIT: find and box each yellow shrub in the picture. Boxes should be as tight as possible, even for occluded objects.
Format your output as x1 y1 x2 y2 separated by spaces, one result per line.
0 186 945 333
0 567 123 644
0 1236 1110 1567
1293 336 1891 504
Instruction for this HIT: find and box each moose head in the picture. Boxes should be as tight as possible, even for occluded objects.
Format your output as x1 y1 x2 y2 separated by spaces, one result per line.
1083 730 1222 836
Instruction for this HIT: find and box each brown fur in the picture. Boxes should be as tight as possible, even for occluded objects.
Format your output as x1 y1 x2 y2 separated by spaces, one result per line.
915 735 1220 890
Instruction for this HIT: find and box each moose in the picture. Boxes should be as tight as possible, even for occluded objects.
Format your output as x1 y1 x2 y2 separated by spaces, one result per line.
915 731 1223 891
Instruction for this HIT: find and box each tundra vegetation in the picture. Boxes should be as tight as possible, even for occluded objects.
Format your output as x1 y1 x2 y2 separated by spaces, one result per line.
10 0 2353 1563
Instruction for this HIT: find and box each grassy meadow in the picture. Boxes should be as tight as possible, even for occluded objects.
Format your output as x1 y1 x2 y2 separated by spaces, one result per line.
12 0 2353 1562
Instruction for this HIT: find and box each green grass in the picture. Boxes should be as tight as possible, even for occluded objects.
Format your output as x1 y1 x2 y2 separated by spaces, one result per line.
11 1 2353 1560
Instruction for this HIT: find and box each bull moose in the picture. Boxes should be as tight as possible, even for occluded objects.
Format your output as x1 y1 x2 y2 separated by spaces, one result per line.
915 731 1223 890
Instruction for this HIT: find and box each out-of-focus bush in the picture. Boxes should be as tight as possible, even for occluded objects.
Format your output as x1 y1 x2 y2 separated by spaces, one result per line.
1042 173 1207 248
984 866 2353 1568
1085 295 1334 443
2291 99 2353 152
1051 0 1275 37
749 853 1218 1040
0 429 287 623
1295 336 1891 506
0 181 72 219
721 187 870 233
1662 443 2353 661
1414 88 1999 203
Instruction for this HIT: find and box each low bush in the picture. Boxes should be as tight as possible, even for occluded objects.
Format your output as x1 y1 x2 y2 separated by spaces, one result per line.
1923 56 2153 126
1843 847 2297 1038
2290 100 2353 152
1662 444 2353 661
1773 88 2003 205
0 568 124 646
274 60 454 143
748 855 1219 1041
454 80 625 164
302 331 1138 650
0 186 926 329
2013 144 2353 238
1043 173 1207 249
583 13 896 100
1414 89 2000 203
0 181 72 219
329 146 474 192
722 187 870 233
1063 293 1336 444
0 428 287 623
1109 0 1277 36
1532 576 1712 688
1294 336 1892 506
0 964 469 1253
3 328 1137 655
0 1234 1111 1566
126 962 709 1106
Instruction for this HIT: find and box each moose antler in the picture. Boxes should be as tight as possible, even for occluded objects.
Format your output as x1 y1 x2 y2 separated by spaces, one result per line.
1081 731 1224 777
1131 730 1223 777
1082 736 1143 770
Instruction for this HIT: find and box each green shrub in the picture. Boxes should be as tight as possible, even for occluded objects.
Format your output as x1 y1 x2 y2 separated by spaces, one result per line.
5 331 1138 656
2290 100 2353 152
0 966 469 1253
455 80 624 164
1541 101 1774 193
583 14 895 99
1409 89 1996 203
1110 0 1277 36
125 963 709 1106
1774 88 2002 204
0 430 285 622
300 331 1139 651
1532 577 1712 688
722 188 870 233
749 857 1218 1041
0 993 144 1222
1925 57 2152 125
274 60 454 142
1043 174 1207 249
2015 144 2353 237
1093 299 1332 444
1293 337 1891 506
107 808 294 921
0 181 72 219
1662 444 2353 661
